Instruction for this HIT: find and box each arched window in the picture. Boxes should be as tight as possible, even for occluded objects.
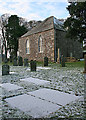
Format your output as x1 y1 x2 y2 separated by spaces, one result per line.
26 39 30 54
38 36 43 53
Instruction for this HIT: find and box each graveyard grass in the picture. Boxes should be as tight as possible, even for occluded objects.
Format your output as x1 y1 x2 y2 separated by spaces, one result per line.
1 60 85 119
2 60 84 68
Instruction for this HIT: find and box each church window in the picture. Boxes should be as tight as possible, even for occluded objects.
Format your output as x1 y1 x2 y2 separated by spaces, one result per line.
38 36 43 53
26 39 30 54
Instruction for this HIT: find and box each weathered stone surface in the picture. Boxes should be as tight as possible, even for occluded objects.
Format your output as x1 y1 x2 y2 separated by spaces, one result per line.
28 88 81 106
19 16 83 62
9 55 12 62
5 94 61 118
20 77 50 85
24 58 28 66
19 28 55 62
3 55 8 63
13 57 17 66
2 64 10 76
61 55 65 67
84 54 86 73
44 57 48 66
30 60 36 71
1 83 23 91
18 56 23 66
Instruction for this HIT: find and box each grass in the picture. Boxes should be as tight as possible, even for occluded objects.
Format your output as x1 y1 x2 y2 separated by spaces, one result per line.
1 60 84 69
65 61 84 68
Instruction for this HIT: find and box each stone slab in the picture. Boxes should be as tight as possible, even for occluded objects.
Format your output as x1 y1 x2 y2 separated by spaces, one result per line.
1 83 23 91
10 72 17 74
26 67 51 71
5 94 61 118
20 77 50 85
28 88 81 106
37 67 51 70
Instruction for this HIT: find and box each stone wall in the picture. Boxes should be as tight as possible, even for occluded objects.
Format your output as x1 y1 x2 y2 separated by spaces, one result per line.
55 29 83 60
19 28 55 62
55 30 68 60
19 27 83 62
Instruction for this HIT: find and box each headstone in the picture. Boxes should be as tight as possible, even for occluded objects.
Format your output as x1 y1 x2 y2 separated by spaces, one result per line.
10 55 12 62
24 58 28 66
59 55 61 64
3 55 8 63
13 57 17 66
0 54 2 63
84 54 86 73
61 55 65 67
30 60 36 71
2 64 10 76
18 56 23 66
44 57 48 66
70 52 73 57
57 48 60 63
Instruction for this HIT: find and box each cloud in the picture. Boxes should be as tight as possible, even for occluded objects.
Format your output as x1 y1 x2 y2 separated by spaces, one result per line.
0 0 69 21
3 0 68 2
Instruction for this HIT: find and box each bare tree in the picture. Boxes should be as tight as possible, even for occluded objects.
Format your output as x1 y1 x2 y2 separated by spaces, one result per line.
0 14 10 60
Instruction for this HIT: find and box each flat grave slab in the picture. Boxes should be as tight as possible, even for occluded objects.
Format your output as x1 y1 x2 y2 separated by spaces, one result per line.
37 67 51 70
26 67 51 71
28 88 81 106
9 72 17 74
20 77 50 85
5 94 61 118
1 83 23 91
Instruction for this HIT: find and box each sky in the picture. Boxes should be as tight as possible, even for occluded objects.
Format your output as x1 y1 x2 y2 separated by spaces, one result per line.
0 0 69 21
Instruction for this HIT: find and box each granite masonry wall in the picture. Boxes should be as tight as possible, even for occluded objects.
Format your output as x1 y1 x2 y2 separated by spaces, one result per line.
19 27 83 62
19 28 55 62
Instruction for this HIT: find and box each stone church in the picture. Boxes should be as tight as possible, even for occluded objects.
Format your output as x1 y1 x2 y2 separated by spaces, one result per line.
18 16 83 62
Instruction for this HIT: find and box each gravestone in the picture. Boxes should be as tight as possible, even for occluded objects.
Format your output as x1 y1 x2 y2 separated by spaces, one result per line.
2 64 10 76
61 55 65 67
84 54 86 73
24 58 28 66
44 57 48 66
59 56 61 64
13 57 17 66
2 54 5 62
30 60 36 71
10 55 12 62
18 56 23 66
0 54 1 63
3 55 8 63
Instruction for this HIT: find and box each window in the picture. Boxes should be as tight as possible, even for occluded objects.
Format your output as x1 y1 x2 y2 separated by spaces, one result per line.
26 39 30 54
38 36 43 53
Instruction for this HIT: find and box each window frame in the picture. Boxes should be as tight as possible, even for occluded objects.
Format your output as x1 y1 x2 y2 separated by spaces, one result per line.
38 35 43 53
26 39 30 54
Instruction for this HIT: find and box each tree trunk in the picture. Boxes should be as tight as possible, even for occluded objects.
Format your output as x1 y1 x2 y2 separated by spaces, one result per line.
2 27 7 59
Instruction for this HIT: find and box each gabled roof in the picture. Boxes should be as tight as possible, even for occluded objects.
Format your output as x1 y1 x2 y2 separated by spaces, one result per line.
22 16 65 38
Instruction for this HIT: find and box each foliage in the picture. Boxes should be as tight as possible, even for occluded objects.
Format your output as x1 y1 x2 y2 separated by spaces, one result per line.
64 2 86 42
5 15 28 57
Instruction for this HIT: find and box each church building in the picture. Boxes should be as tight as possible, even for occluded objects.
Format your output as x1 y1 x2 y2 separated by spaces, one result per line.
18 16 83 62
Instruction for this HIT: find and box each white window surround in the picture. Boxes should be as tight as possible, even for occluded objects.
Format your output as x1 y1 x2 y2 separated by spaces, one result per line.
26 39 30 54
38 36 43 53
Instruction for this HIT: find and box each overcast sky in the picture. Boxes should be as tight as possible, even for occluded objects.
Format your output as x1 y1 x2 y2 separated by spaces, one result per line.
0 0 69 21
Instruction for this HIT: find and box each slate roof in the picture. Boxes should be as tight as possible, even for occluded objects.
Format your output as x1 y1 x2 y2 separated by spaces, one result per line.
22 16 64 38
